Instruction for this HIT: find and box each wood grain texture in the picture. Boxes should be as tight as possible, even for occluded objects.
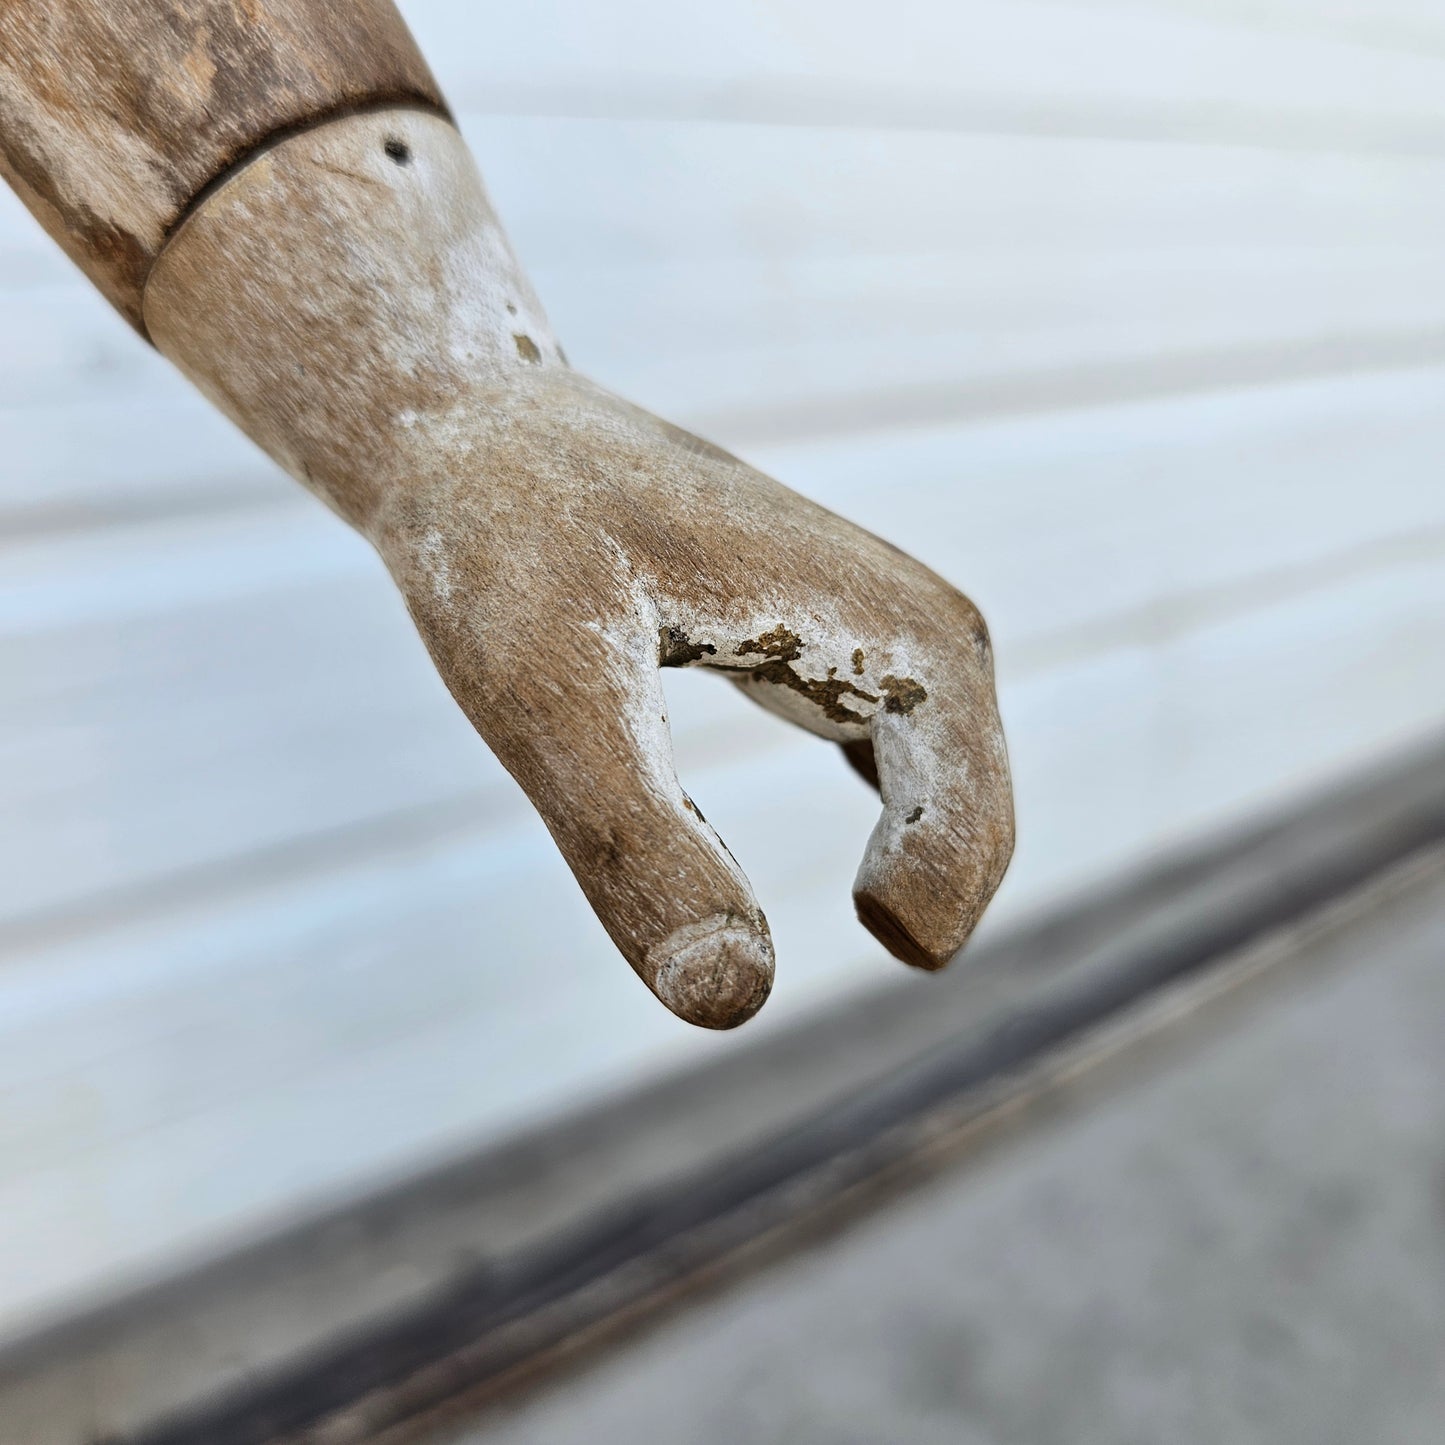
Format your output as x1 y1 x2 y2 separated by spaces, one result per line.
0 0 447 330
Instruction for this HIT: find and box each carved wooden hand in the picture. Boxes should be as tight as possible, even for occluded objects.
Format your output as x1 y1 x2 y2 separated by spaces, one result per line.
1 7 1013 1029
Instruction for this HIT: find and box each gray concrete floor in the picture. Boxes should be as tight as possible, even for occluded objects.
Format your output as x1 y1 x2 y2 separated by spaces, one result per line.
426 856 1445 1445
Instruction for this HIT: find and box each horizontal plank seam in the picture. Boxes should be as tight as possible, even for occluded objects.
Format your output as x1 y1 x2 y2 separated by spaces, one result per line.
1007 519 1445 675
0 792 497 967
444 86 1445 161
689 327 1445 444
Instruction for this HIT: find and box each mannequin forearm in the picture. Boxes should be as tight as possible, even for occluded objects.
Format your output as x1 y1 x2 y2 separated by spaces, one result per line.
1 2 554 530
146 109 561 531
0 0 446 330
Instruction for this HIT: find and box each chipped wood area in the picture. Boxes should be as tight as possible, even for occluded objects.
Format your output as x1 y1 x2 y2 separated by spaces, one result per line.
0 0 446 329
143 108 1014 1027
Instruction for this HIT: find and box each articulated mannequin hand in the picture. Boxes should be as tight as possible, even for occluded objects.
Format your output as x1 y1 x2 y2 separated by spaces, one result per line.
1 11 1013 1030
145 111 1014 1028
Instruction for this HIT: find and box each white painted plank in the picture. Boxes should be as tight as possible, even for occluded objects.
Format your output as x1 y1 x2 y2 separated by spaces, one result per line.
400 0 1445 139
1075 0 1445 60
0 510 493 929
464 120 1445 278
0 285 162 409
0 394 285 529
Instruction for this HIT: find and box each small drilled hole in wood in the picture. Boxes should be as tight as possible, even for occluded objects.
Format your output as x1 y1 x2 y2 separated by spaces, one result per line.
383 137 411 165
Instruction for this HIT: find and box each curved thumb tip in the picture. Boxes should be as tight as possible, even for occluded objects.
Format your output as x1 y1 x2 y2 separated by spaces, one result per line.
648 914 775 1029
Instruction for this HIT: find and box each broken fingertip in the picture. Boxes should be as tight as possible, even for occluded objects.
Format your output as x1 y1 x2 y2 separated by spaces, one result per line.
854 887 968 972
648 913 775 1030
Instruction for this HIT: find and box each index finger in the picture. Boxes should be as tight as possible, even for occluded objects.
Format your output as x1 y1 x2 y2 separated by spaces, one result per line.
851 622 1014 969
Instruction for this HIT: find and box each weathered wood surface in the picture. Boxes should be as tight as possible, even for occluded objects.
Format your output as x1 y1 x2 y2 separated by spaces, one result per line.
0 0 446 328
145 108 1014 1025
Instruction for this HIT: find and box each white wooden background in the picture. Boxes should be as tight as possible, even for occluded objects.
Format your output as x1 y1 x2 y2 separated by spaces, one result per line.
3 0 1445 1341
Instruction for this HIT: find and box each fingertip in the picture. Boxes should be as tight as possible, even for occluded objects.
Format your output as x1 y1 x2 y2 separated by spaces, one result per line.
648 913 775 1030
852 697 1012 976
854 886 959 972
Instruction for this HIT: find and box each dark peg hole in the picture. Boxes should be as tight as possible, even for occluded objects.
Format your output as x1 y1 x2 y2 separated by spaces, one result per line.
383 137 412 165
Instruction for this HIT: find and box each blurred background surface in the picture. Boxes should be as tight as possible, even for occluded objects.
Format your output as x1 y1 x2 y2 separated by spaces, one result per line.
416 850 1445 1445
2 0 1445 1363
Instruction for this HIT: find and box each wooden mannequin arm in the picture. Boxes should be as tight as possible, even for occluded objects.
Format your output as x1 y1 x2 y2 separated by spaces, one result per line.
0 0 445 329
0 3 1014 1029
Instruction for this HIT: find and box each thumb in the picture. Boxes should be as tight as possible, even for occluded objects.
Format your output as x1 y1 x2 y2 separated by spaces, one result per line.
470 610 774 1030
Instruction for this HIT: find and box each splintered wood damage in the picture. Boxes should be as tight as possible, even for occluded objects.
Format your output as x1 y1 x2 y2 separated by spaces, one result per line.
659 627 718 667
